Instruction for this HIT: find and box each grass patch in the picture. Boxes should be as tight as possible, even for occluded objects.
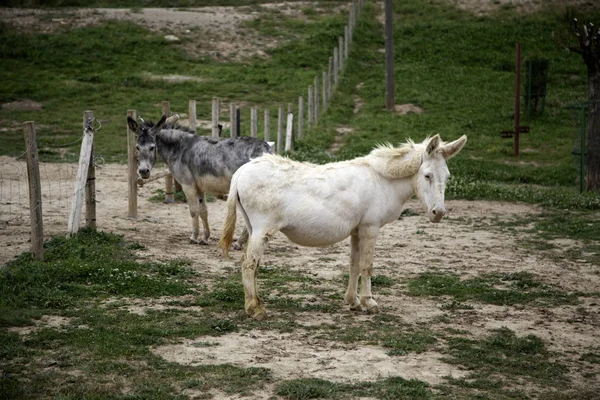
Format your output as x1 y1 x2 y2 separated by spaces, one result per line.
407 271 579 307
0 228 192 324
444 327 568 387
275 376 432 400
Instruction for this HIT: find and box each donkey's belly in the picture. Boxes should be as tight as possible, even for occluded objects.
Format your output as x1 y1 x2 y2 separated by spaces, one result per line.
280 225 352 247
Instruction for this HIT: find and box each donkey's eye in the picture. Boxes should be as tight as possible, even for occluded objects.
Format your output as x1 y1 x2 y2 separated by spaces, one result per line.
149 144 156 151
135 144 140 150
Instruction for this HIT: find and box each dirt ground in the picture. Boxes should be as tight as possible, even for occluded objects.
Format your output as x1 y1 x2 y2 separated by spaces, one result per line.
1 159 598 395
1 1 599 396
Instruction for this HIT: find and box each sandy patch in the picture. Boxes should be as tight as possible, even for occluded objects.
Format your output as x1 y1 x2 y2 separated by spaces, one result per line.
153 329 467 385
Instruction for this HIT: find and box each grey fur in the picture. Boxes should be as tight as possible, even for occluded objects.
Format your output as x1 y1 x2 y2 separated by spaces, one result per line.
127 115 271 246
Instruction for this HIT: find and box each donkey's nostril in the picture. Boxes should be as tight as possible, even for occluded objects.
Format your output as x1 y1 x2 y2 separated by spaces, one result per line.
432 210 436 215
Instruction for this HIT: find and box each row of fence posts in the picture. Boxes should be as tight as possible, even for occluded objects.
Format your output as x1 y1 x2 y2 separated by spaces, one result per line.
126 0 364 217
22 111 97 260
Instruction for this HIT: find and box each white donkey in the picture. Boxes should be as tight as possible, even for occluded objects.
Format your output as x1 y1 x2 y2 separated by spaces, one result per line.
219 134 467 320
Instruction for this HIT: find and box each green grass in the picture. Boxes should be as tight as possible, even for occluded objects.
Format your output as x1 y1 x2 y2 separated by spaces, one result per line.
444 327 568 387
275 376 432 400
407 271 579 307
2 2 600 399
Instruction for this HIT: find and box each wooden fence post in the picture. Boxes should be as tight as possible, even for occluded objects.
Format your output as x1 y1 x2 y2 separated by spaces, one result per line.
308 86 313 127
161 101 175 203
322 71 328 112
127 110 137 218
328 57 333 100
68 111 95 236
23 121 44 260
345 26 349 59
334 48 339 85
285 104 294 152
339 36 344 70
83 111 96 229
161 101 170 117
298 96 304 140
314 76 319 123
277 105 284 154
212 97 220 138
251 107 258 138
189 100 197 131
264 109 270 142
230 103 237 137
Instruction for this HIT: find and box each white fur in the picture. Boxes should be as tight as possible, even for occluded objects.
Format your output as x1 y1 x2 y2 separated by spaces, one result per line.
220 134 467 319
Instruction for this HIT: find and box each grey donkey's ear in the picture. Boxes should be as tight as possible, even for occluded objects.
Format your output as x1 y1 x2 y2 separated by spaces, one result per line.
155 115 167 130
127 116 139 133
439 135 467 160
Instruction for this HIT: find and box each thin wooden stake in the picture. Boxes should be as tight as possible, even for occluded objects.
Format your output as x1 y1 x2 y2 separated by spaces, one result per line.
68 112 95 235
251 107 258 138
322 71 328 112
264 109 271 142
285 107 294 152
277 106 284 154
339 36 344 70
23 121 44 260
298 96 304 141
161 101 175 203
83 111 96 229
308 86 313 127
230 103 237 137
188 100 197 131
314 76 319 123
212 97 220 138
334 47 339 85
328 57 333 99
344 26 349 59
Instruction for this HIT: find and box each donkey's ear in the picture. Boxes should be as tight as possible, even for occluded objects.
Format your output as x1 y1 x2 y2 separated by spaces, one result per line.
127 116 138 133
439 135 467 160
155 115 167 130
425 134 441 156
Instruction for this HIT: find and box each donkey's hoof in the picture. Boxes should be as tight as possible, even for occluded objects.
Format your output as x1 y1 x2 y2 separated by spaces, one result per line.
248 307 267 321
366 305 379 314
189 238 208 245
232 242 243 251
348 303 362 312
361 298 379 313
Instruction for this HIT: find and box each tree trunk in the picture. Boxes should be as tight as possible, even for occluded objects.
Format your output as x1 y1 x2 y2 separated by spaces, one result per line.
586 63 600 192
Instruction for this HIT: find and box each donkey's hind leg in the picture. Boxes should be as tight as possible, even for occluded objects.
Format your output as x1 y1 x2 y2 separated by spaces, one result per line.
197 192 210 244
182 186 208 245
242 229 274 320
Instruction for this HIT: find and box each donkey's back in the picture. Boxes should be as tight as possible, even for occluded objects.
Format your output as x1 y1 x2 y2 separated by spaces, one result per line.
174 134 272 190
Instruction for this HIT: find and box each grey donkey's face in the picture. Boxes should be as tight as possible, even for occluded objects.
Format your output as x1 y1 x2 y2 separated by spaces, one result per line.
127 115 166 179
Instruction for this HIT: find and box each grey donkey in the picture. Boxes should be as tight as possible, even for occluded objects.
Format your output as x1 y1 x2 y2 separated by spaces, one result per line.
127 115 272 248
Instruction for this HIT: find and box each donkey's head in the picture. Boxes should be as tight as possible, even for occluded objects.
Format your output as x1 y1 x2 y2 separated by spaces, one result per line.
413 134 467 223
127 115 167 179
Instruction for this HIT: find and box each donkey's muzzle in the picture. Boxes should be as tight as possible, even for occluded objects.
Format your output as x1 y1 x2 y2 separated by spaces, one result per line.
429 208 445 223
139 168 150 179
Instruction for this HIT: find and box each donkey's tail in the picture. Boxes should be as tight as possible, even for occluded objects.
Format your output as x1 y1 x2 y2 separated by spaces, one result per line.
219 186 238 258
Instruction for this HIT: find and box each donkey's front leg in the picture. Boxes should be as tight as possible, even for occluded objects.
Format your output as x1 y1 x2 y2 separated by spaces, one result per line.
344 231 361 311
358 226 379 313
